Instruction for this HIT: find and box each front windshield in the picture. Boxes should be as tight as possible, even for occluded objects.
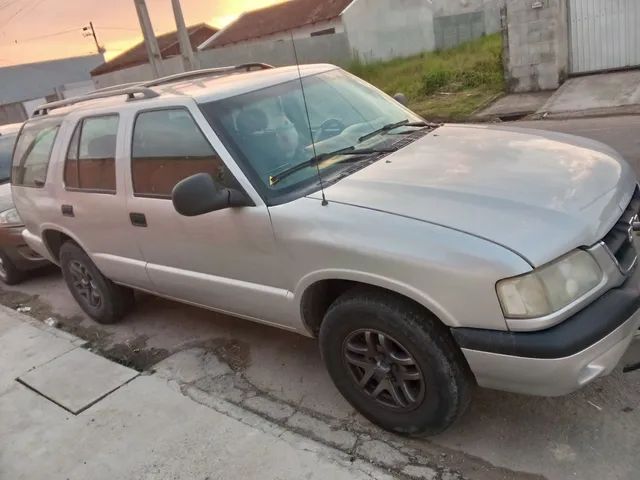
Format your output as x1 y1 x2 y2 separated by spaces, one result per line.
200 69 424 203
0 134 17 183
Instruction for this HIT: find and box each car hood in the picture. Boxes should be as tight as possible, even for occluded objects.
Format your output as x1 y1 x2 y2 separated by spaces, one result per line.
0 182 13 212
311 124 637 266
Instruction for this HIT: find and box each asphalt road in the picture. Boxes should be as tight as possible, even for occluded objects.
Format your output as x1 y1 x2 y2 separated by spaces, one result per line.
3 115 640 480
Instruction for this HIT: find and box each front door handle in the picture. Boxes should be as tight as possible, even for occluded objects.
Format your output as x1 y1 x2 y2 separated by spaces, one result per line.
129 212 147 227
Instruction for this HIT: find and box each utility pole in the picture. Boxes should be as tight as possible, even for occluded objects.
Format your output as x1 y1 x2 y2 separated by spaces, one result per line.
83 22 106 55
133 0 164 78
171 0 200 71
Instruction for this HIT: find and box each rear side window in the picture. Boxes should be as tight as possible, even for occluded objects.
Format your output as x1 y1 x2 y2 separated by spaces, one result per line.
65 115 118 192
12 119 60 187
131 108 230 198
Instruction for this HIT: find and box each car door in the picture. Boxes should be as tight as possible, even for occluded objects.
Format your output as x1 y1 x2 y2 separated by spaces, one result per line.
123 104 293 329
55 113 151 288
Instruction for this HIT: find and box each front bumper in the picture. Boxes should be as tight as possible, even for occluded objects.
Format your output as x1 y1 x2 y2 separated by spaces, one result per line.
452 264 640 396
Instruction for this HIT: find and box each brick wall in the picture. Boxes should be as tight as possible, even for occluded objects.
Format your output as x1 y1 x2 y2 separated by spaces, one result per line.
503 0 569 92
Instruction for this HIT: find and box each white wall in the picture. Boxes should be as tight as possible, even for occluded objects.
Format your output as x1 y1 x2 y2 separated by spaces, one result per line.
342 0 436 62
92 56 185 90
207 18 345 48
60 80 95 99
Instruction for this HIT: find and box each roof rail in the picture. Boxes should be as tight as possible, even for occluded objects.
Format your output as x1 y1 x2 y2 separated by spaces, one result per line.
144 63 274 87
93 81 146 94
32 63 273 116
33 86 160 117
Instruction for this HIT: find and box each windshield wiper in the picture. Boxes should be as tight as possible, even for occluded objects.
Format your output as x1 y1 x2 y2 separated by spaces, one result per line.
358 120 429 143
269 146 396 186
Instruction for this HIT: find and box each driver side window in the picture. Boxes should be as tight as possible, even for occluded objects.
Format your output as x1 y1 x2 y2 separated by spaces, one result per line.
131 108 233 198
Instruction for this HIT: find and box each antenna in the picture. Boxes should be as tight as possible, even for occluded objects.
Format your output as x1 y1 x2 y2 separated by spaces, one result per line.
290 32 328 206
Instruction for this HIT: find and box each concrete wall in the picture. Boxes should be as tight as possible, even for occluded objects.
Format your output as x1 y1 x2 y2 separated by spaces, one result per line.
432 0 505 35
503 0 569 92
343 0 436 62
0 102 27 126
343 0 503 62
0 54 103 105
92 33 352 89
93 56 185 89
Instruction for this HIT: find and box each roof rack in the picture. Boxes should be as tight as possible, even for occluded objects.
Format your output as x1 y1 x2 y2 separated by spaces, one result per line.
143 63 274 87
32 63 274 116
33 86 160 117
93 81 146 94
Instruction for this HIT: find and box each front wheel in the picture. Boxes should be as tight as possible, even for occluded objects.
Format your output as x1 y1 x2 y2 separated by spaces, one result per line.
59 242 134 324
319 288 474 436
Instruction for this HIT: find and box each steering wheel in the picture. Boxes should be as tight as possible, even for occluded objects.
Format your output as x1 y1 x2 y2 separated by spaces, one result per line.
317 118 346 141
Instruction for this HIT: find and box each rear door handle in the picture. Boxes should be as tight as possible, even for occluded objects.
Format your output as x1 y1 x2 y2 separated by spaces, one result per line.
61 205 74 217
129 212 147 227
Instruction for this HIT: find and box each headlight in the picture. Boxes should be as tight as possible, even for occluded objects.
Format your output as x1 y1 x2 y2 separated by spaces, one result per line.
497 250 603 318
0 207 22 225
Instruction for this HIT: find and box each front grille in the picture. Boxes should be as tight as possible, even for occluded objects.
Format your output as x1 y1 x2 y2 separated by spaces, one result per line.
602 187 640 272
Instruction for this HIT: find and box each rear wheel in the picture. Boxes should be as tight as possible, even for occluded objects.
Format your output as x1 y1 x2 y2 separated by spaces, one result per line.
59 242 134 324
319 288 474 436
0 250 26 285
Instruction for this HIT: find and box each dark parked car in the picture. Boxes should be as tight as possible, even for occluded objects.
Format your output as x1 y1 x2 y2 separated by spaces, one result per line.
0 123 49 284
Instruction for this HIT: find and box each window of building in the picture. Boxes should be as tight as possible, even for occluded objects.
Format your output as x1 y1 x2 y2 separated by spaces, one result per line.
310 27 336 37
131 108 230 198
12 119 60 188
65 115 118 192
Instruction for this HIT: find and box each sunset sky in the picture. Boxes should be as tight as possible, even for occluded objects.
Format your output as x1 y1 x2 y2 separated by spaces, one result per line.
0 0 283 66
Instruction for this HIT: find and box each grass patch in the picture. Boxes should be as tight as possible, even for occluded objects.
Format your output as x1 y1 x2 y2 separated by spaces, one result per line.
348 34 505 122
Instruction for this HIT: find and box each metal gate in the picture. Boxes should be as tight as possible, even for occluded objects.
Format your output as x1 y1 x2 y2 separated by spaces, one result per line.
568 0 640 74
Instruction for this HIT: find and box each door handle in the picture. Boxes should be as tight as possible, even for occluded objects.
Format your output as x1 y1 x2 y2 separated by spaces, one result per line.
61 204 74 217
129 212 147 227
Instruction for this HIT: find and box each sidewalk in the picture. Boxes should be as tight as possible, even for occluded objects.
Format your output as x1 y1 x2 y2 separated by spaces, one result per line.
475 69 640 121
0 306 392 480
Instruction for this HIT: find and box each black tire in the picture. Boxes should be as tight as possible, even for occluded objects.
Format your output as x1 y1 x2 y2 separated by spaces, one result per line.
319 288 474 436
0 250 26 285
59 241 134 324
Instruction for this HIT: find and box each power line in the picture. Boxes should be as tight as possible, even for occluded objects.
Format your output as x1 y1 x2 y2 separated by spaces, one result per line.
0 0 48 29
0 0 20 12
3 27 81 46
95 26 139 32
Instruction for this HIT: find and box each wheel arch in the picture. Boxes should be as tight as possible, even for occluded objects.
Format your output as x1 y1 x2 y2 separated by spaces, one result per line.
40 225 87 263
296 270 455 337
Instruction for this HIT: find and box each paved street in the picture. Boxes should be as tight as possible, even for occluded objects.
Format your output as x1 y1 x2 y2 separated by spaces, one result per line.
2 115 640 480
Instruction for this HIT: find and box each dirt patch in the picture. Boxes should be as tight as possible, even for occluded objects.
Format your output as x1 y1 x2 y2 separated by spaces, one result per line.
101 334 169 371
185 337 252 372
0 287 169 371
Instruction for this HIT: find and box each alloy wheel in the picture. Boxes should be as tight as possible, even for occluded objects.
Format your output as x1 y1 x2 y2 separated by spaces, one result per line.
69 260 102 308
342 329 426 411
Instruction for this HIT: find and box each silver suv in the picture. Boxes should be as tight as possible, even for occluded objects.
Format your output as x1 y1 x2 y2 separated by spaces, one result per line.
11 64 640 435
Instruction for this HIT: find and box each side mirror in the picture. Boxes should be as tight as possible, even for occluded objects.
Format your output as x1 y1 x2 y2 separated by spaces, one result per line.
171 173 251 217
393 93 408 107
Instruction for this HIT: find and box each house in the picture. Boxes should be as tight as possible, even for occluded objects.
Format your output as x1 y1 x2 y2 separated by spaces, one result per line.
0 54 104 125
90 24 218 88
199 0 504 63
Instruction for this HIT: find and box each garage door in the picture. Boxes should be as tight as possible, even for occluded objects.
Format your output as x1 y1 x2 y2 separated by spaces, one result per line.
568 0 640 74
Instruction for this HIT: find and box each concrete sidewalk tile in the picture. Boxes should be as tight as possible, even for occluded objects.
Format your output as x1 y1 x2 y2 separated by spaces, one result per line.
18 347 138 414
0 322 77 394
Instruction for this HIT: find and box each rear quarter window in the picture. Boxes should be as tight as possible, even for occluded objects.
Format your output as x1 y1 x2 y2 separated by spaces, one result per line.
12 118 61 187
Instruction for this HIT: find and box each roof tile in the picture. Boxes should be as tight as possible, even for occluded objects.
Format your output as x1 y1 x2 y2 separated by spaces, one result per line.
204 0 353 49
